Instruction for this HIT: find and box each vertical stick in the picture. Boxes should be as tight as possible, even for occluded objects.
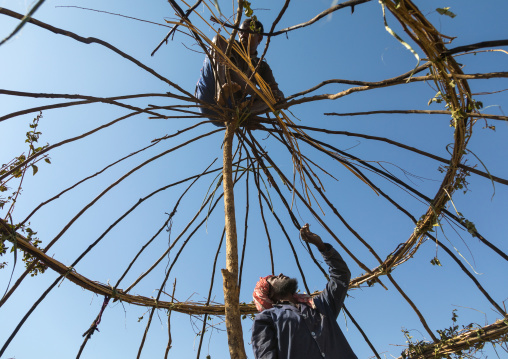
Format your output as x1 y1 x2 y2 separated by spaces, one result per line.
221 123 247 359
164 278 177 359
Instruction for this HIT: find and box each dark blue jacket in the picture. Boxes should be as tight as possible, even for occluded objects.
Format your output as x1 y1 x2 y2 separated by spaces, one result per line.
251 244 358 359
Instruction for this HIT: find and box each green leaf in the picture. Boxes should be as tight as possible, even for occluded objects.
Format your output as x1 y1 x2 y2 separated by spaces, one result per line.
44 158 51 164
32 164 38 176
436 7 456 18
243 0 253 18
430 257 442 266
451 309 458 322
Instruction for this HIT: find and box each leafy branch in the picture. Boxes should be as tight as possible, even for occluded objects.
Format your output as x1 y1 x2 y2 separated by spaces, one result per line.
0 112 50 276
400 310 508 359
1 112 51 215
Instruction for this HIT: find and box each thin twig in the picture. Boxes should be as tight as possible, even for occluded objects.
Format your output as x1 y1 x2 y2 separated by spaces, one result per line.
197 228 226 359
441 39 508 57
324 109 508 122
238 161 250 294
0 89 164 117
283 72 508 107
164 279 177 359
0 8 192 97
151 0 204 56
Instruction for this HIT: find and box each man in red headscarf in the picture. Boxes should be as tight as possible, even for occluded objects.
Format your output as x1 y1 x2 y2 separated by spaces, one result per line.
251 224 358 359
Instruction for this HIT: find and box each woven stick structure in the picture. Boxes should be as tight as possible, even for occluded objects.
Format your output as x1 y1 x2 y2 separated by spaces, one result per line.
399 317 508 359
1 0 507 358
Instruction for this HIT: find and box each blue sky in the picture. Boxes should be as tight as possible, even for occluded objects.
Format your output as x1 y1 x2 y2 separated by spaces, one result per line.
1 0 507 358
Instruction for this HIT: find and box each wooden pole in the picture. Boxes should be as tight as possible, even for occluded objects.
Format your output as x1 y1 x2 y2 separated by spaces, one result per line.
221 122 247 359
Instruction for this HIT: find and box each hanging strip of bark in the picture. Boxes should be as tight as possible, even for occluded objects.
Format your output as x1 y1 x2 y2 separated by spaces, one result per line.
76 296 110 359
221 122 247 359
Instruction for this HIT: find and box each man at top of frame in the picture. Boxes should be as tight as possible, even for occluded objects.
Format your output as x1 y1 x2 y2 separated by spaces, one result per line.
195 19 284 128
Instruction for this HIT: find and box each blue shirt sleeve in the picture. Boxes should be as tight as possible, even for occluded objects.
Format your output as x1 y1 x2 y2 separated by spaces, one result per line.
252 311 278 359
315 243 351 318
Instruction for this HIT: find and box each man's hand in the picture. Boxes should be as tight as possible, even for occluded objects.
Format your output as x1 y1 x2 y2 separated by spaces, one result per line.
217 82 241 106
300 223 326 251
222 82 241 94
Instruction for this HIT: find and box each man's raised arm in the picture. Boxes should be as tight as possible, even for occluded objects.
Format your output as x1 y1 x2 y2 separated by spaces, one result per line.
300 224 351 318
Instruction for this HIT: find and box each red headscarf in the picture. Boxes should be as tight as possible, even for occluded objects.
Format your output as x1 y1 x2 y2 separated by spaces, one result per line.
252 275 315 312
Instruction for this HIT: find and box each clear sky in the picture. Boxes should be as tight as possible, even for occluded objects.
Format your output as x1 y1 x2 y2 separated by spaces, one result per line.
1 0 507 358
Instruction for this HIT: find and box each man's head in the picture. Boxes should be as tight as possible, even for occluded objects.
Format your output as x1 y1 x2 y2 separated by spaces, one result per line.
252 274 314 312
239 19 264 54
267 273 298 301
